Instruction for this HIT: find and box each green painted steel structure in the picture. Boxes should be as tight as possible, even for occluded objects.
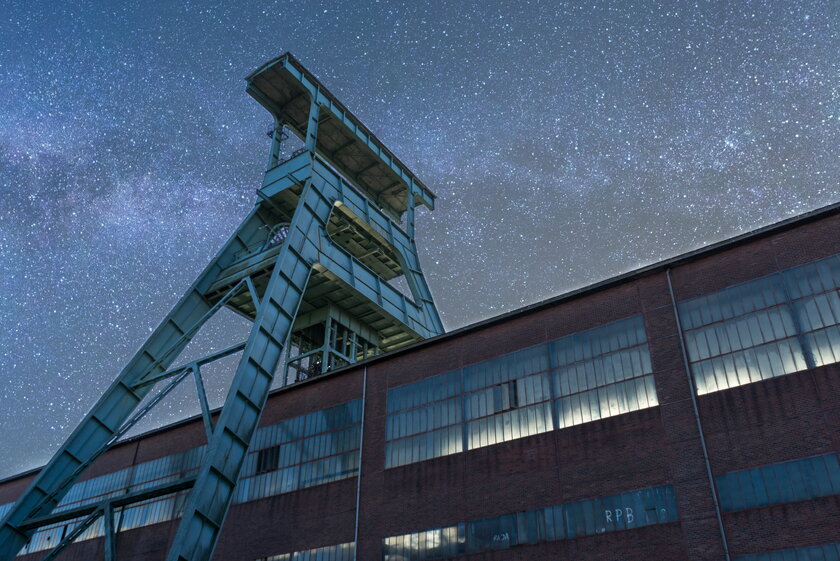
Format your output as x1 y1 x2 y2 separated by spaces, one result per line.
0 53 444 561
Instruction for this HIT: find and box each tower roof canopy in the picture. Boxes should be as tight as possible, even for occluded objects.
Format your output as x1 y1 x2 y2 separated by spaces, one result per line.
246 53 436 216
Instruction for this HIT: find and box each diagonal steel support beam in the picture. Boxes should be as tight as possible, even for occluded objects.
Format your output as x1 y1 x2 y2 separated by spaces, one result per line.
255 189 286 215
0 206 275 560
192 365 215 440
40 508 102 561
164 178 331 561
111 368 195 446
21 477 197 532
134 341 247 390
244 276 262 312
134 277 254 388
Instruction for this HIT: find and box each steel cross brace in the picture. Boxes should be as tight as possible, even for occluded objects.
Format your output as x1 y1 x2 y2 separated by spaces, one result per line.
0 204 274 559
31 476 197 561
5 278 256 539
39 506 102 561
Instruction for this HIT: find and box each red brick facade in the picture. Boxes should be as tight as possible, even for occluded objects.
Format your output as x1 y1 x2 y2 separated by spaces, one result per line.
3 205 840 560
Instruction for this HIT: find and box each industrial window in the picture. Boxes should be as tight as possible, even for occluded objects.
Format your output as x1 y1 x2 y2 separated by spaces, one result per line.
8 403 363 555
787 255 840 366
47 445 204 515
11 444 208 555
492 381 518 412
13 446 205 555
235 399 362 502
384 316 656 468
385 369 464 467
15 489 192 556
255 541 355 561
734 542 840 561
117 491 188 532
716 452 840 512
552 316 656 429
381 485 678 560
20 511 107 555
463 342 553 451
678 252 840 395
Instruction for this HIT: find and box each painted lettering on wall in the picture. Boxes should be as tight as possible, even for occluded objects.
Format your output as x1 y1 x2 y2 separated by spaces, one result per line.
604 507 634 525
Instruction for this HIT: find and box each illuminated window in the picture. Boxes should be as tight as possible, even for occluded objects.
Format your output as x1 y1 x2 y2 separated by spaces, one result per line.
385 370 464 467
385 316 656 468
236 400 362 501
787 255 840 366
679 253 840 395
552 316 656 429
463 343 553 451
256 541 355 561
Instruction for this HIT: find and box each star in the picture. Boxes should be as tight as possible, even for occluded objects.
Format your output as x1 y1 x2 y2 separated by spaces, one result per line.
0 0 837 478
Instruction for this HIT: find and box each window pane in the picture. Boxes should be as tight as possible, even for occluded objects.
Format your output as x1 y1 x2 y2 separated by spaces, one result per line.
717 453 840 512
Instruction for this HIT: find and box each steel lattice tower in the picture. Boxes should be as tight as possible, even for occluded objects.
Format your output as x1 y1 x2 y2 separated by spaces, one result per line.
0 53 444 561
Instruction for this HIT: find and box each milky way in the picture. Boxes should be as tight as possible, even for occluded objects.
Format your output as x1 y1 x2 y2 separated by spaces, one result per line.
0 0 838 478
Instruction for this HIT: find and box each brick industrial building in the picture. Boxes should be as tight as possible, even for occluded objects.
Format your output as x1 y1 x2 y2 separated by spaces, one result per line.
2 202 839 561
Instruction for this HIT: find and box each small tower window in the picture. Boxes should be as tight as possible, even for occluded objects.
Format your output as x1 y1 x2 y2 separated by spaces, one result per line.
256 445 280 474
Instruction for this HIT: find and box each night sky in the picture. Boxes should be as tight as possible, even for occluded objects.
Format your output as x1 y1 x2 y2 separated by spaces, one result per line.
1 1 838 479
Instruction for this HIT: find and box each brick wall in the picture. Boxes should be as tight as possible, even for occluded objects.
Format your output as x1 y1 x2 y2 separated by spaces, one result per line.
2 207 839 560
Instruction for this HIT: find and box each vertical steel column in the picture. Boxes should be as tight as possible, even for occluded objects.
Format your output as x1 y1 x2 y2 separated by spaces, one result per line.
666 268 731 561
305 97 320 151
103 503 116 561
267 118 284 170
405 180 417 239
322 315 333 374
352 366 367 561
192 366 215 439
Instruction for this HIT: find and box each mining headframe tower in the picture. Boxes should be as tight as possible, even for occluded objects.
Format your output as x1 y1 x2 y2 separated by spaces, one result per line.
0 53 444 561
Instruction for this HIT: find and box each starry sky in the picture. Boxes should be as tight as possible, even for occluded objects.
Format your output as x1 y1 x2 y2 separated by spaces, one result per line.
1 0 838 479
